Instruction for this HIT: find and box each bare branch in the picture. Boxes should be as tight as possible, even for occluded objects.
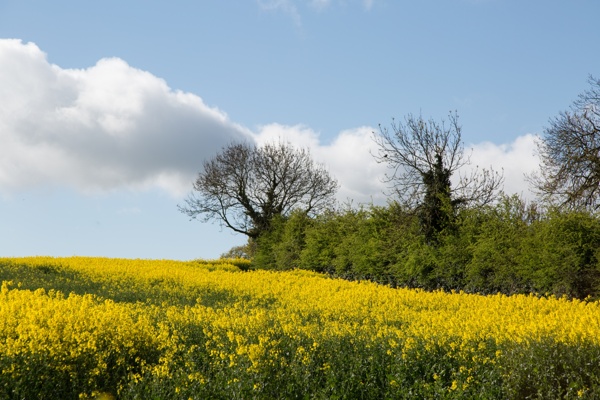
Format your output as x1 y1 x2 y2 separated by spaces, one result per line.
179 140 338 239
530 76 600 210
372 111 503 209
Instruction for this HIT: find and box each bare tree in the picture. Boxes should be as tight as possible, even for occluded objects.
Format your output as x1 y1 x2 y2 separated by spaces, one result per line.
372 112 504 240
529 76 600 209
179 141 338 239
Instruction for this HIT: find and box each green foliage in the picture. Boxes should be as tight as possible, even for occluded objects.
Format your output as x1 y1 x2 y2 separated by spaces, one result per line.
253 210 312 271
463 195 535 294
419 152 455 243
250 194 600 300
299 203 420 286
498 338 600 399
220 242 256 261
520 208 600 299
296 209 341 273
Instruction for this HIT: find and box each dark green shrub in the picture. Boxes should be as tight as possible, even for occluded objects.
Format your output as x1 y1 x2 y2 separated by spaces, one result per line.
520 208 600 299
464 195 536 295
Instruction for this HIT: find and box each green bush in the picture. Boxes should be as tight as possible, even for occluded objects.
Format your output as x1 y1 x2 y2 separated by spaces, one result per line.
520 208 600 299
249 195 600 299
464 196 535 295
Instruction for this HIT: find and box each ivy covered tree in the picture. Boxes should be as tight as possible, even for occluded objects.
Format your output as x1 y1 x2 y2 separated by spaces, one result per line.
373 112 504 242
419 152 454 241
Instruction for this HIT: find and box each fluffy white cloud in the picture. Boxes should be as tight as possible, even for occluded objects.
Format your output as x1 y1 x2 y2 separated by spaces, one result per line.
466 134 540 200
255 124 541 205
0 39 540 205
0 39 253 197
319 127 389 203
255 123 388 204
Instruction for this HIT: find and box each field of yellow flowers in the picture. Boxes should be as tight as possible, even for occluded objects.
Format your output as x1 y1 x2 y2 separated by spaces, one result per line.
1 257 600 399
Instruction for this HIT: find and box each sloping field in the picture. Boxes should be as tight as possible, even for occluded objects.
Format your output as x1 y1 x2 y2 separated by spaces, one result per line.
1 257 599 399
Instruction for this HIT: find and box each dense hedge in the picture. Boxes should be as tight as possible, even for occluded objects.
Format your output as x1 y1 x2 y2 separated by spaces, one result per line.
250 195 600 299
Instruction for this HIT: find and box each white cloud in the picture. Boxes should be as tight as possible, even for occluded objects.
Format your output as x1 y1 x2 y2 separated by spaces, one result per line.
256 0 377 22
255 124 388 205
310 0 331 10
0 39 539 206
255 124 541 205
257 0 303 26
311 0 377 9
255 123 321 148
465 134 540 200
316 127 388 204
0 39 253 197
363 0 375 10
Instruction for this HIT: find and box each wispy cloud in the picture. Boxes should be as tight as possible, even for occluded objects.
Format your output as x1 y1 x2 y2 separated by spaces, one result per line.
363 0 375 10
256 0 303 26
310 0 331 10
256 0 378 25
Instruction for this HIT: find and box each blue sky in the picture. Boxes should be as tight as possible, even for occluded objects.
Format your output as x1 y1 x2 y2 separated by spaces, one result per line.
0 0 598 260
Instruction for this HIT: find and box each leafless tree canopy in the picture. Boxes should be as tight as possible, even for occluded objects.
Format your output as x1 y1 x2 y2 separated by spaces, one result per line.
179 141 338 239
372 112 504 209
530 76 600 210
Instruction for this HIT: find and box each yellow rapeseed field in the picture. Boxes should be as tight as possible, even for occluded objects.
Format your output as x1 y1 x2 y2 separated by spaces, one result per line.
1 256 598 399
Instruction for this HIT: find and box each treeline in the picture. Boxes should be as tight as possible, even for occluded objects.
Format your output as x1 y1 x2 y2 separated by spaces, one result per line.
201 77 600 300
235 195 600 300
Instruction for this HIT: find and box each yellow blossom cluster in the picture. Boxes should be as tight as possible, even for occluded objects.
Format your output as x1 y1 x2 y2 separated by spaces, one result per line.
0 256 598 398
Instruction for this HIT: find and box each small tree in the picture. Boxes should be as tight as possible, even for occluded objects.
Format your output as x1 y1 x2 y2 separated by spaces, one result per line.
373 112 503 241
530 76 600 209
179 141 338 240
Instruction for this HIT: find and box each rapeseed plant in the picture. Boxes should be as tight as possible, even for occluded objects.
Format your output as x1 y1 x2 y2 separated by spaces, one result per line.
0 257 599 399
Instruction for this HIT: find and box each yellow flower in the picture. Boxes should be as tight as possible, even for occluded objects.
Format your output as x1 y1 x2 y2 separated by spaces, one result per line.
3 255 600 398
